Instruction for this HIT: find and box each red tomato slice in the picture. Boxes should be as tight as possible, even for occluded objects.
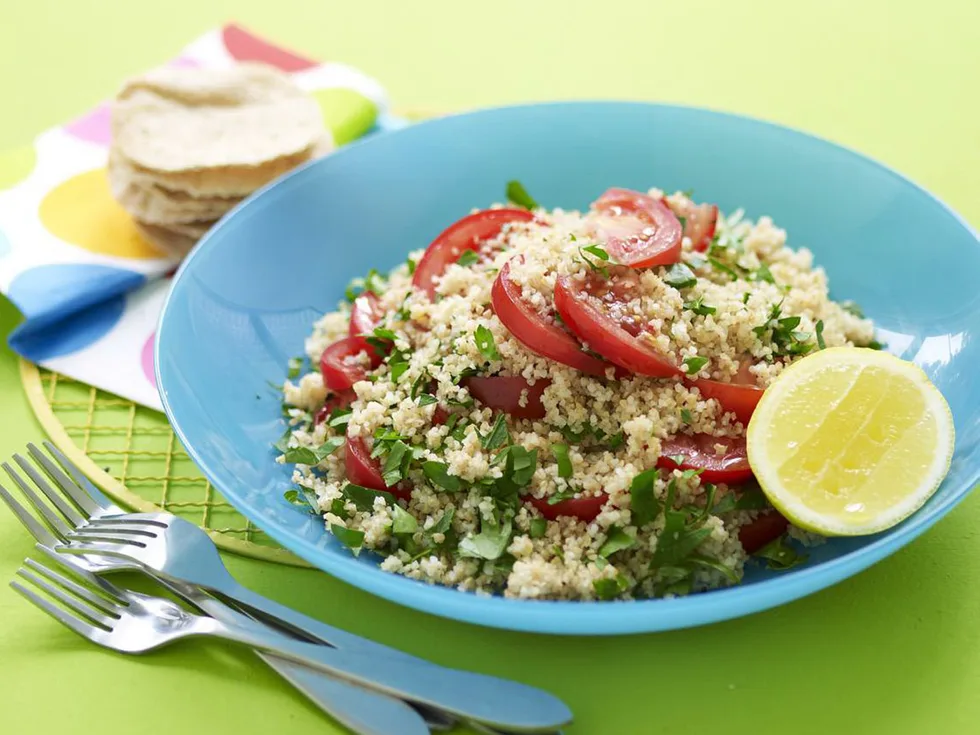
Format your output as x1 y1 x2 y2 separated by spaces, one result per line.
526 492 609 521
691 361 764 425
491 258 615 377
462 376 549 420
344 433 411 502
663 198 718 253
657 433 753 485
591 188 682 268
313 389 357 426
412 208 536 297
738 511 789 554
320 337 382 392
349 292 385 342
553 274 681 377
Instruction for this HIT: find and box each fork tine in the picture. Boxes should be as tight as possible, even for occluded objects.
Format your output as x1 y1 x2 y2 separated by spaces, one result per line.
14 566 118 629
68 532 146 548
28 443 102 516
33 545 130 601
10 581 101 640
23 558 125 615
0 481 60 546
42 441 118 512
76 521 158 537
2 463 72 539
60 539 144 558
12 454 85 527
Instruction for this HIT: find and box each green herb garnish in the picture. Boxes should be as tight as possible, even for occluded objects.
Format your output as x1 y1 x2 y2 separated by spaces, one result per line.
552 443 573 478
458 517 513 561
343 483 395 511
683 356 709 375
629 469 660 527
406 256 417 275
506 180 539 210
529 518 548 539
593 575 629 600
474 325 501 361
391 505 418 535
599 526 636 558
752 262 776 285
683 296 716 316
456 249 480 267
381 440 412 486
680 408 693 424
754 535 808 570
840 300 864 318
664 262 697 289
815 319 826 350
283 486 319 513
708 256 739 280
287 357 303 379
330 524 365 555
282 436 345 465
417 393 438 407
482 414 511 451
579 244 611 276
422 461 462 492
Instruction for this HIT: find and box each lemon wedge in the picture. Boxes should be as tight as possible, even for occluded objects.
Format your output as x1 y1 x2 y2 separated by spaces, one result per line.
746 347 954 536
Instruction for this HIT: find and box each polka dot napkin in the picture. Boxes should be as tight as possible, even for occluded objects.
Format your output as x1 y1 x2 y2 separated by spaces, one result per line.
0 24 401 411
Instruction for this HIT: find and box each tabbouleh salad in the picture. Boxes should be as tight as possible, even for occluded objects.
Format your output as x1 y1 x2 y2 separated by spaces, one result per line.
276 184 878 601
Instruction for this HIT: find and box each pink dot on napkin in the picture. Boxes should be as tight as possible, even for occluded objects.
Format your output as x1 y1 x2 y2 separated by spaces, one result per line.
141 331 156 388
64 104 112 146
221 24 317 72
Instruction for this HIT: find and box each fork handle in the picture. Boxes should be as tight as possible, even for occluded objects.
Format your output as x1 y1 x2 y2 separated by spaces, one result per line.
213 579 419 661
200 610 572 733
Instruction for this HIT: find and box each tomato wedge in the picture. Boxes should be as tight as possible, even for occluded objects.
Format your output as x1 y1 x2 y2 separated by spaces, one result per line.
349 291 385 342
738 511 789 554
462 376 549 420
320 337 382 392
344 432 411 502
691 361 764 425
491 258 615 377
412 208 535 297
553 273 681 377
664 197 718 253
526 492 609 521
313 389 357 426
657 433 753 485
591 188 682 268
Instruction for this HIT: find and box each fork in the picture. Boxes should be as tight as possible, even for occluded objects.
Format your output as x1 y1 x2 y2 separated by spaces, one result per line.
10 549 570 734
0 475 432 735
2 444 571 733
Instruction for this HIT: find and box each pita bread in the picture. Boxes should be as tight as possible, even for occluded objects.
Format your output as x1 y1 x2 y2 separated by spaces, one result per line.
108 152 241 224
134 220 200 258
111 64 324 175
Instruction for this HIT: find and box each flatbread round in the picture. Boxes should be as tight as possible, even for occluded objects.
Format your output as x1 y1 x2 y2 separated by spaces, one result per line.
112 63 324 175
134 221 200 259
108 152 241 224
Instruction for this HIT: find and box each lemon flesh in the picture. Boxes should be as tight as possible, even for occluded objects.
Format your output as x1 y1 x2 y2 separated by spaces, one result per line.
747 347 954 536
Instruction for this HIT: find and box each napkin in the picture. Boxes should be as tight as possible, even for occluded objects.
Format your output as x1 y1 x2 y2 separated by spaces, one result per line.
0 24 403 411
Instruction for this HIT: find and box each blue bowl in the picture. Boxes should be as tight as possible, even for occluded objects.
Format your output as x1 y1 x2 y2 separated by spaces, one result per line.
157 102 980 635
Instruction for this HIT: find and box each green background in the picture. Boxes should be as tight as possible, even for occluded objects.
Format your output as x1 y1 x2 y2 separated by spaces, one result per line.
1 1 978 733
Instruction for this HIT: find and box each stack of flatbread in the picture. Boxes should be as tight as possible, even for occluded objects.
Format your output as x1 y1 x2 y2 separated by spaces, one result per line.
108 63 332 257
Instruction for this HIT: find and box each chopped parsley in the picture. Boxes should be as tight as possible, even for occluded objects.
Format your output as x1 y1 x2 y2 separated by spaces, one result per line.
629 469 660 527
458 516 512 561
664 262 697 289
343 482 395 511
287 356 303 379
428 507 455 537
753 301 816 357
680 408 693 424
754 535 808 570
422 461 462 492
529 518 548 539
405 256 417 275
391 505 418 535
416 393 438 407
815 319 826 350
552 443 573 478
506 179 539 210
482 414 511 451
474 325 501 361
708 256 740 280
344 268 386 303
683 355 709 375
579 244 611 276
752 262 776 285
380 440 412 486
283 486 319 513
282 436 344 466
593 574 630 600
683 295 716 316
547 487 580 505
331 524 365 555
840 300 864 318
456 249 480 267
598 526 636 558
390 361 410 382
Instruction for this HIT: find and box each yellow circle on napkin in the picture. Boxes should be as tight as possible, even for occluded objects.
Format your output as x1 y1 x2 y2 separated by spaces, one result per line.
39 168 166 259
0 145 37 189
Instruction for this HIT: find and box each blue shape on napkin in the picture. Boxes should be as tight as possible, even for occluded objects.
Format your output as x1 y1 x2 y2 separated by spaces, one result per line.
8 263 142 359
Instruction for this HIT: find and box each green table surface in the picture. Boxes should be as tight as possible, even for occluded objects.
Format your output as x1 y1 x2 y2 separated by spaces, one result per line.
1 2 978 733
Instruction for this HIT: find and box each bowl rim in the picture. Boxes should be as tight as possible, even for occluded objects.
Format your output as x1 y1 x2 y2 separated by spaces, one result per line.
157 100 980 635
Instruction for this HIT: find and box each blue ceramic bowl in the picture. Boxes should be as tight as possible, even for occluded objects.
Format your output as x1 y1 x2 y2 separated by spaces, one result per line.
157 102 980 635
